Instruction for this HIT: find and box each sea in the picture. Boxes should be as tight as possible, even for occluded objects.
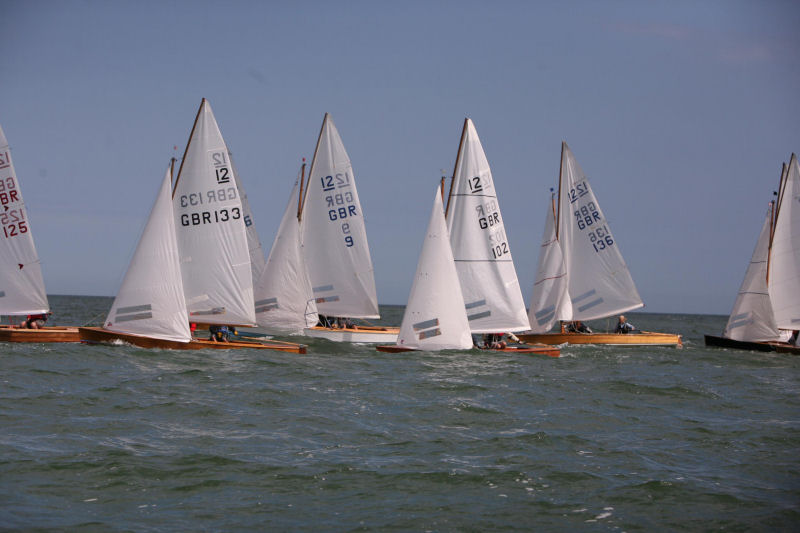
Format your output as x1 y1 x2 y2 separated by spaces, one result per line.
1 295 798 531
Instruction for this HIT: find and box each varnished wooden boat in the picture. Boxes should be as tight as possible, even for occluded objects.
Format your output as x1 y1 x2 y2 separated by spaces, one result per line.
518 331 682 347
376 343 560 357
78 327 306 353
304 325 400 343
705 334 799 355
0 325 81 343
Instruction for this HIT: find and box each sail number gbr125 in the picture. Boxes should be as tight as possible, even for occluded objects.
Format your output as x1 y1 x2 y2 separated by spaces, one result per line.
0 176 27 239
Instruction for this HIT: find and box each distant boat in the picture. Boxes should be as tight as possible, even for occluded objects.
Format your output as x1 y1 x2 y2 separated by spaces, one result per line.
520 142 682 347
705 154 800 354
79 99 306 353
0 123 79 342
299 113 398 343
377 187 559 357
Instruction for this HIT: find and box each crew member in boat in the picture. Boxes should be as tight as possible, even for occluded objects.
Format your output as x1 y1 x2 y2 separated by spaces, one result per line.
20 312 50 329
209 325 236 342
615 315 635 334
481 332 521 349
565 321 592 333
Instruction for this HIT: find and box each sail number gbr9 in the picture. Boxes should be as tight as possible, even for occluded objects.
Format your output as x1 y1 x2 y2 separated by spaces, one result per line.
320 173 357 248
0 176 27 239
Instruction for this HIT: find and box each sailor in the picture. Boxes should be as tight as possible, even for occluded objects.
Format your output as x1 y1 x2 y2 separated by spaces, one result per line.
614 315 635 334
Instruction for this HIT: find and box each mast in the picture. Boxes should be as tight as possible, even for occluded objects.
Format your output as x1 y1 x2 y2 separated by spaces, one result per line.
299 113 328 217
172 98 206 198
555 141 565 240
440 175 446 202
297 158 306 222
767 162 789 284
444 118 469 219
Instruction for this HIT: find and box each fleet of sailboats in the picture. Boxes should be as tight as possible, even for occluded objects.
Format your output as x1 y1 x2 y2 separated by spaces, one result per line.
705 154 800 354
519 142 682 347
0 124 79 342
3 105 796 356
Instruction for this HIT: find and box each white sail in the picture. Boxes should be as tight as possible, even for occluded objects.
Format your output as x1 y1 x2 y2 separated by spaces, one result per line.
301 113 379 319
723 203 782 342
0 124 49 316
396 189 473 350
104 164 191 343
527 193 572 333
559 142 643 321
446 119 529 334
254 179 319 333
172 99 256 326
230 152 267 288
768 154 800 330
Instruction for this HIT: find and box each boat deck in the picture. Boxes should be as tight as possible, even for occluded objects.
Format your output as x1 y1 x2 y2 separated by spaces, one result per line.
518 331 682 347
0 325 81 343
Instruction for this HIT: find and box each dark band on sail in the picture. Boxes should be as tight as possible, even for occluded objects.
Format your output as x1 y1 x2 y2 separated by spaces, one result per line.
572 289 603 313
534 304 555 326
189 307 225 316
465 299 486 310
414 318 441 340
468 311 491 321
727 311 754 330
0 291 5 298
313 285 340 304
255 297 278 313
465 299 491 321
115 303 153 322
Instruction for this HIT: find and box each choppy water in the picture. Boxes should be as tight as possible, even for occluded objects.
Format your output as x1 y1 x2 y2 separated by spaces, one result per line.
1 296 798 531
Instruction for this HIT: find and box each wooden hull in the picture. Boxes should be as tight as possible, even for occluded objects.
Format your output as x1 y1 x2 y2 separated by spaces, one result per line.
304 325 399 343
0 325 81 343
518 331 682 347
704 334 800 355
376 344 560 357
78 327 306 353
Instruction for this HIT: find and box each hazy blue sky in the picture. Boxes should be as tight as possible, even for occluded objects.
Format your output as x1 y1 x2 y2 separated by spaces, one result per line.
2 0 798 315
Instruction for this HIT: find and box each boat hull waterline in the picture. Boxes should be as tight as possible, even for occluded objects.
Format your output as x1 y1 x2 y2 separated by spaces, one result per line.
518 331 682 347
78 327 306 353
376 344 560 356
704 334 799 355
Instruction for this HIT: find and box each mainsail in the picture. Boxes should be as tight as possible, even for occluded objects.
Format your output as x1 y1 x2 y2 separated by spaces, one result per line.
0 124 49 316
254 178 319 333
172 99 256 326
558 142 643 321
445 118 529 334
396 189 473 350
104 163 191 343
768 154 800 331
527 193 572 333
723 203 781 342
300 113 379 319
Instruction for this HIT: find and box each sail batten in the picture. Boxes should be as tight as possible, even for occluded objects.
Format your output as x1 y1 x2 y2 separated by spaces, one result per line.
446 119 529 334
0 124 49 316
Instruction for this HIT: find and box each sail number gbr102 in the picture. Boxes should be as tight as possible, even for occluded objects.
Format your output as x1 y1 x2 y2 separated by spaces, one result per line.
321 173 357 248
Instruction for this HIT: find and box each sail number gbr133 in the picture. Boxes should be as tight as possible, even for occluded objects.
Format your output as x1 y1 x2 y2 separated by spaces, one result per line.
177 150 241 227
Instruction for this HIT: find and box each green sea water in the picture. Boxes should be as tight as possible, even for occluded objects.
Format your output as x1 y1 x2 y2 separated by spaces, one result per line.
1 295 798 531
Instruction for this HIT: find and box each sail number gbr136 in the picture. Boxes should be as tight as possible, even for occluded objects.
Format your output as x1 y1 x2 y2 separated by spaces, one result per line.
320 172 357 248
569 180 614 253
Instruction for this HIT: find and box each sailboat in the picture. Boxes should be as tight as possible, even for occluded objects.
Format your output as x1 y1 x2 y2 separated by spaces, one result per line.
377 186 560 356
705 154 800 354
250 161 319 335
520 142 682 346
79 99 306 353
0 124 79 342
299 113 398 343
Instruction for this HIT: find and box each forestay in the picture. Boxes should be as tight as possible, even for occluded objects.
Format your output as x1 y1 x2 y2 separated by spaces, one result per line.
527 194 572 333
172 99 256 326
768 154 800 331
446 119 529 334
255 179 319 333
0 124 49 316
104 165 191 343
723 204 781 342
558 142 643 321
301 113 379 319
396 190 473 350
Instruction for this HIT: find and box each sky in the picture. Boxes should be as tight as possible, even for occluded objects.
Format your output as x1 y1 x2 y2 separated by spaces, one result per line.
1 0 799 315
